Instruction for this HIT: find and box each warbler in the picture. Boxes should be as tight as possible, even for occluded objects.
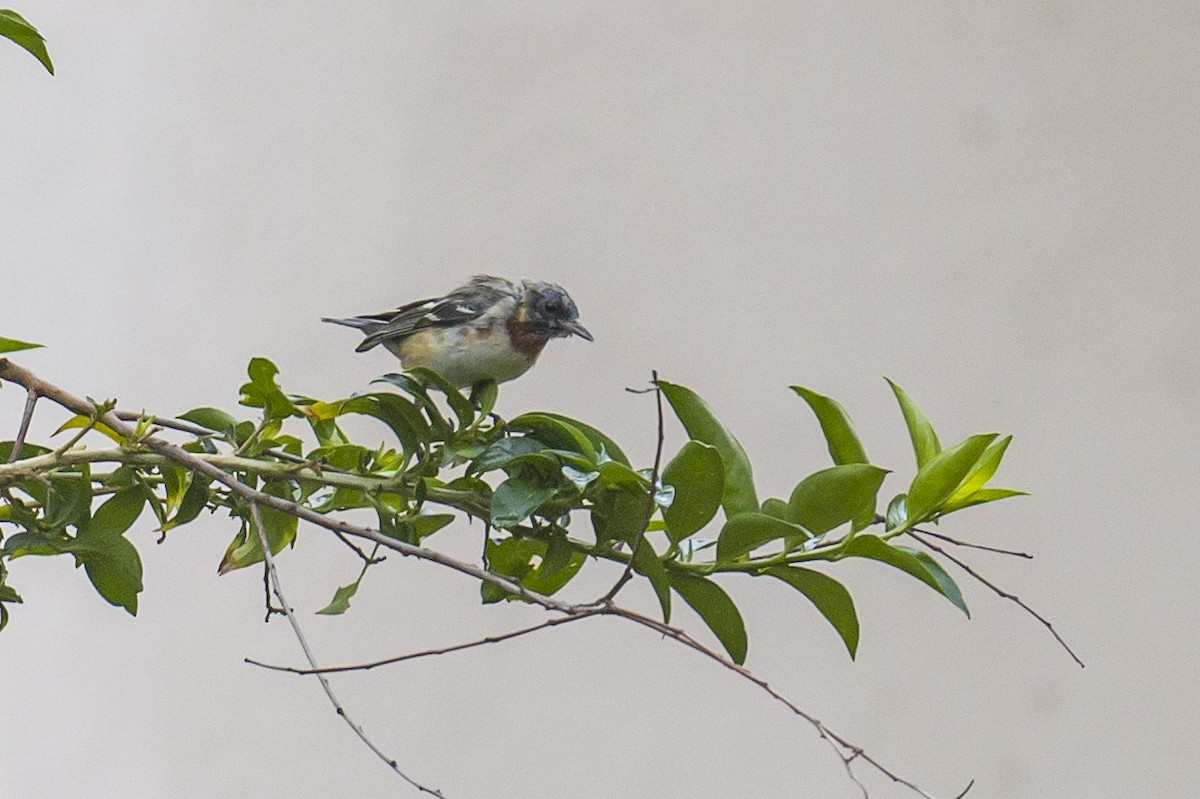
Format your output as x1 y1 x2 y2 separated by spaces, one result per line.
323 275 592 388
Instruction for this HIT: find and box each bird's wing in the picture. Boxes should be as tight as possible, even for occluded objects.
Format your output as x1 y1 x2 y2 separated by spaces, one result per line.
353 277 517 352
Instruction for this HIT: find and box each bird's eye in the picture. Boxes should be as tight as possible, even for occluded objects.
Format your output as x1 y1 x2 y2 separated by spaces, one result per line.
542 297 561 313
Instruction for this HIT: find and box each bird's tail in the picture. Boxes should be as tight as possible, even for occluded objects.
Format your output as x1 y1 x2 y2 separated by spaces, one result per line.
321 316 377 330
321 316 385 352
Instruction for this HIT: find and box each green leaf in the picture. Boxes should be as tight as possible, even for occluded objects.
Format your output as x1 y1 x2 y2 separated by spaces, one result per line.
759 497 797 524
471 380 499 417
0 11 53 74
885 379 942 469
68 487 147 614
161 474 211 532
80 486 146 540
373 373 451 439
900 546 969 618
0 334 45 353
661 441 724 543
670 573 748 664
45 470 92 530
659 381 757 517
481 536 585 602
316 581 360 615
406 367 475 428
788 464 889 536
905 433 998 523
239 358 296 420
940 487 1028 514
540 532 575 577
469 436 548 474
338 393 429 458
717 512 806 562
162 465 193 519
0 580 22 631
945 435 1011 505
178 407 239 434
790 386 869 465
2 532 67 557
52 414 122 443
381 512 456 544
885 493 907 531
491 475 556 527
596 459 647 489
78 537 142 615
518 412 630 466
764 566 859 658
589 462 649 545
218 485 299 574
841 535 969 616
521 547 586 596
508 413 597 463
0 440 48 462
0 583 22 603
630 536 671 622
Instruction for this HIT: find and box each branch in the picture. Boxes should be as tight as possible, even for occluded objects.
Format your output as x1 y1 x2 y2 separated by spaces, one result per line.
0 358 974 798
114 410 213 438
606 604 972 799
247 609 602 675
907 530 1084 668
909 527 1032 559
0 358 578 613
249 500 445 797
7 388 37 463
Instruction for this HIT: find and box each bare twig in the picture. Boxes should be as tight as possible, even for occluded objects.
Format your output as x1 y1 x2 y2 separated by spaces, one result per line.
910 527 1032 559
596 370 664 604
253 591 968 798
8 388 38 463
249 501 446 797
247 609 602 675
908 530 1084 668
605 604 966 799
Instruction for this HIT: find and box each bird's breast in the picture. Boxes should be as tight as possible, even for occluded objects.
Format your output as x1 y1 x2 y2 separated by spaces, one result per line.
393 323 542 387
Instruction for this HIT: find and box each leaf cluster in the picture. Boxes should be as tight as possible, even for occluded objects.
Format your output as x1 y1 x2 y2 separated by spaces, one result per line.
0 356 1023 664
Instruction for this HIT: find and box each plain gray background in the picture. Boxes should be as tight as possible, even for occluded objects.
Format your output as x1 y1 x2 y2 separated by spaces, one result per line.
2 3 1196 797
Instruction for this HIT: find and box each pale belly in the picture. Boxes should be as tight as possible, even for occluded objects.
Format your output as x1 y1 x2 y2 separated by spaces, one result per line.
388 326 537 387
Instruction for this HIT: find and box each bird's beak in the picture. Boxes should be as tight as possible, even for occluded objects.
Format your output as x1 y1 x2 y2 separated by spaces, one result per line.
563 320 593 341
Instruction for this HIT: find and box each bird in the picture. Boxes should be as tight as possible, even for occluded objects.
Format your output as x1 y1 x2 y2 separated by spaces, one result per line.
322 275 592 388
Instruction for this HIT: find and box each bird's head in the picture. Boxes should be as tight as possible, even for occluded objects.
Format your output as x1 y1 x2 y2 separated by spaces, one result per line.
521 281 593 341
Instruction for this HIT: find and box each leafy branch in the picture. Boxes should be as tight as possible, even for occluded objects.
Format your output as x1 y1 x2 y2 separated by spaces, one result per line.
0 350 1075 798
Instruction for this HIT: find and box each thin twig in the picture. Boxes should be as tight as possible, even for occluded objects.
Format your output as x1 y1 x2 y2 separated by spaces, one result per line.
8 389 38 463
261 558 283 621
247 610 602 675
910 527 1032 559
908 530 1084 668
606 604 967 799
596 370 664 604
115 410 214 437
249 501 446 797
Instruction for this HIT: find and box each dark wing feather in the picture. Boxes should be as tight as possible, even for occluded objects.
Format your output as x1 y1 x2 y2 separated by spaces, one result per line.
329 276 517 353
